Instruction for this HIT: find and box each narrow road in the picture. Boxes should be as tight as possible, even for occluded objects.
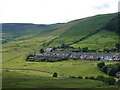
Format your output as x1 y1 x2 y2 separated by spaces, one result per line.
1 68 69 78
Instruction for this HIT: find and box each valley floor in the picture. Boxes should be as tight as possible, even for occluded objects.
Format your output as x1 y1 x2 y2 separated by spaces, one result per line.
2 69 117 88
2 60 118 88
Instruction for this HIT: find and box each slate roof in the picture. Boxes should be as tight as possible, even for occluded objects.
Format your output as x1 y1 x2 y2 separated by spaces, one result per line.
32 50 120 61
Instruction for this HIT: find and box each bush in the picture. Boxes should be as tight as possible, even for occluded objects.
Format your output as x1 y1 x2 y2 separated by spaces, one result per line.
101 64 119 76
104 77 116 85
101 65 108 73
89 76 95 80
96 75 105 81
77 76 83 79
69 76 76 78
82 47 88 52
85 76 95 80
53 72 57 77
40 49 44 53
85 76 88 79
97 62 105 69
62 56 69 60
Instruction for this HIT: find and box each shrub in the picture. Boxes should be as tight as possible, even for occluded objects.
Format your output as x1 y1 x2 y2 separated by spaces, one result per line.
62 56 68 60
40 49 44 53
89 76 95 80
107 68 115 76
104 77 116 85
77 76 83 79
96 75 105 81
97 62 105 69
53 72 57 77
69 76 76 78
101 64 119 76
117 63 120 71
101 65 108 73
82 47 88 52
85 76 88 79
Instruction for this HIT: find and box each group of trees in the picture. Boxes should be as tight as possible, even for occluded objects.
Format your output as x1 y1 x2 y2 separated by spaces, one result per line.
95 75 116 85
53 43 120 53
69 75 116 85
97 62 120 76
53 71 116 85
26 54 69 62
40 43 120 54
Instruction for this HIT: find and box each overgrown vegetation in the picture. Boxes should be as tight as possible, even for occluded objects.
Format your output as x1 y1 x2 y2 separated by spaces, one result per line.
53 43 118 53
26 54 69 62
97 62 120 77
70 75 116 85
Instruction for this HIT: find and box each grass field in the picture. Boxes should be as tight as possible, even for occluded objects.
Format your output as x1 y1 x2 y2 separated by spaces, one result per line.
71 30 118 50
3 69 117 88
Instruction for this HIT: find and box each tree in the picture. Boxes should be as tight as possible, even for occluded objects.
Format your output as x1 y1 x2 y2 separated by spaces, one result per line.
103 49 110 52
89 76 95 80
96 75 105 81
97 57 101 61
53 72 57 77
97 62 105 69
107 65 118 76
77 76 83 79
115 43 120 51
78 47 81 52
61 44 69 48
101 65 108 73
117 63 120 71
104 77 115 85
82 47 88 52
85 76 88 79
40 49 44 53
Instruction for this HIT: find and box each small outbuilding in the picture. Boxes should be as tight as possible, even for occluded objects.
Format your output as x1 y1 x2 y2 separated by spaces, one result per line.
46 48 53 53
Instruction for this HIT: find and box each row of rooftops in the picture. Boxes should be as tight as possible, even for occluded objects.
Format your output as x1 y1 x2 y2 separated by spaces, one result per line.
33 49 120 61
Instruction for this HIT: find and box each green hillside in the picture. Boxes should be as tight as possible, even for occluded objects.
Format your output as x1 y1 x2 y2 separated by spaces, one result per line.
2 13 119 50
2 23 63 43
2 13 119 88
47 13 118 50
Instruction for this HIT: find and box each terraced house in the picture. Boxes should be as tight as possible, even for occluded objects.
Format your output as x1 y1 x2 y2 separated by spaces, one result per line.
30 48 120 62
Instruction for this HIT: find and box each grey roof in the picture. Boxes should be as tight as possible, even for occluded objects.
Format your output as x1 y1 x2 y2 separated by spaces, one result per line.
46 48 52 52
33 50 120 61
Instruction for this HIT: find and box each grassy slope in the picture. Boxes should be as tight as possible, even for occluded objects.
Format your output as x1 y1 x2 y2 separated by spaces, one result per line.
3 70 112 88
2 13 119 88
48 13 118 50
2 23 63 43
2 38 117 88
71 30 118 50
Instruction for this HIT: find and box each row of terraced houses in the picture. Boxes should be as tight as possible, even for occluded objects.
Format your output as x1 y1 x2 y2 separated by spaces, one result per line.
30 48 120 62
